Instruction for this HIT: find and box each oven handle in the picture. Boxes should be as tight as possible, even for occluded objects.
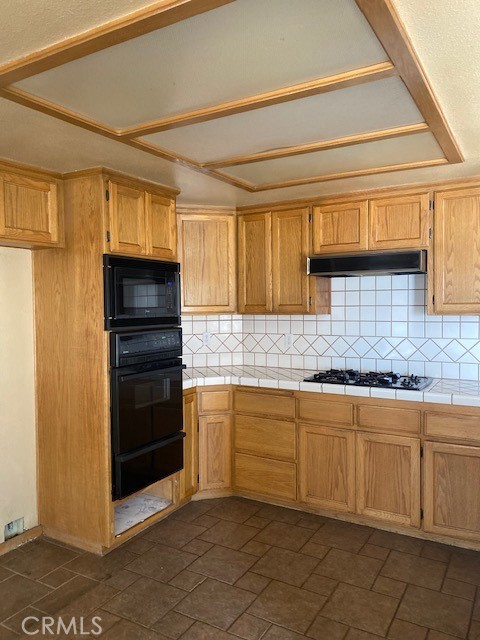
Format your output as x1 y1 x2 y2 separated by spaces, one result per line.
118 363 184 383
115 432 186 463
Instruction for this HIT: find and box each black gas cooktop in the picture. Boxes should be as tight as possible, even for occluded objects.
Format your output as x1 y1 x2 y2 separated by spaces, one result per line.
303 369 432 391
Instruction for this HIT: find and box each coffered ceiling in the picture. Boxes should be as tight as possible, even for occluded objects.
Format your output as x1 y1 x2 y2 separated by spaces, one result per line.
0 0 477 205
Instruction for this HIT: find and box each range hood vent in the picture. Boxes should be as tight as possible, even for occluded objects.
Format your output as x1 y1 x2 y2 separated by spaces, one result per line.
307 250 427 277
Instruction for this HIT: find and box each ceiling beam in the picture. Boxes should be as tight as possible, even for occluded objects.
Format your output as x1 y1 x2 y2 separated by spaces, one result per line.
250 158 448 191
202 123 430 168
0 0 236 88
121 62 397 137
355 0 463 164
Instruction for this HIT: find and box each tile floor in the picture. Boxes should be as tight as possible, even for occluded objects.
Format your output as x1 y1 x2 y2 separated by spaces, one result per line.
0 497 479 639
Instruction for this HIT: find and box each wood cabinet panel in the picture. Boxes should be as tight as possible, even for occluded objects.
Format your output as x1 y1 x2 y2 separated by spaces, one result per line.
358 404 420 435
424 441 480 541
180 392 198 500
235 414 296 462
146 193 177 260
356 432 420 527
234 453 296 500
433 187 480 314
369 193 429 249
237 213 272 313
198 389 231 415
425 411 480 444
312 201 368 254
298 397 354 427
108 181 146 256
234 390 295 419
198 414 232 491
299 423 355 512
179 213 236 313
271 208 310 313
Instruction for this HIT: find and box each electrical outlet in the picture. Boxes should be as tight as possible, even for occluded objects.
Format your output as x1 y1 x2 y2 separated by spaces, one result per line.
202 332 212 347
4 517 24 541
284 334 293 350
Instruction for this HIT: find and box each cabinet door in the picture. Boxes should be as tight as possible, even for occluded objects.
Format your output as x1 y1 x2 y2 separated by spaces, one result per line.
180 392 198 500
198 414 232 491
356 432 421 528
369 193 429 250
179 213 236 313
271 208 310 313
234 453 296 501
312 201 368 254
0 172 60 245
107 181 146 256
433 187 480 314
299 423 355 512
237 213 272 313
146 193 177 260
424 441 480 542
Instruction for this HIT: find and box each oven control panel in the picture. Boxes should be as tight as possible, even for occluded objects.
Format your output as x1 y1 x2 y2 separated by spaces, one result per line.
111 328 182 367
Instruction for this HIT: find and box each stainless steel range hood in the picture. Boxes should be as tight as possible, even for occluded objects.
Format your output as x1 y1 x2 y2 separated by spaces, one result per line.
307 250 427 277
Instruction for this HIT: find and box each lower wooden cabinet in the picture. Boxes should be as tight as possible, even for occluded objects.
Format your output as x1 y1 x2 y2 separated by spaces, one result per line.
234 453 296 500
424 441 480 542
356 432 421 528
198 414 232 491
180 391 198 500
299 423 355 512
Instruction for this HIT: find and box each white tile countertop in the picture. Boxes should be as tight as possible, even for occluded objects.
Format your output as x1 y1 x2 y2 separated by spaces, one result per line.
183 365 480 407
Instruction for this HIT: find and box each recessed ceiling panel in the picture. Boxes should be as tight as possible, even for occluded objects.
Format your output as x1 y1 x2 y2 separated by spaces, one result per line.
14 0 388 128
221 133 444 185
142 77 423 162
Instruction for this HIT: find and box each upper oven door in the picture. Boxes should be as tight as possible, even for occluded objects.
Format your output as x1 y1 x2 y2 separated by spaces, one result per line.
104 255 181 329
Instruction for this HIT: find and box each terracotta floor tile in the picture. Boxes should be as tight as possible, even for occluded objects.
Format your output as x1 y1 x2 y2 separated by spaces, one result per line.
321 583 398 636
315 548 382 589
388 619 428 639
181 539 214 556
255 505 303 525
229 613 271 640
103 577 184 627
469 620 480 639
0 540 78 580
188 545 256 584
169 570 206 592
241 541 271 557
251 546 318 587
447 553 480 587
309 522 372 554
368 530 423 555
199 520 258 550
55 582 119 619
381 550 446 590
302 573 338 597
397 584 473 638
372 575 406 599
101 618 165 639
33 575 95 615
0 567 12 583
442 578 476 601
191 515 220 529
207 498 261 523
235 572 270 595
473 589 480 621
300 541 330 560
175 577 255 630
345 630 384 639
103 569 139 590
0 624 34 639
181 621 234 640
127 544 197 582
142 519 207 549
262 626 306 640
244 516 271 529
63 548 136 581
253 521 315 552
359 544 390 561
296 515 327 531
248 580 324 634
427 632 458 640
169 501 215 523
39 567 76 588
306 614 349 640
421 542 453 564
1 606 44 635
122 537 156 556
153 610 194 639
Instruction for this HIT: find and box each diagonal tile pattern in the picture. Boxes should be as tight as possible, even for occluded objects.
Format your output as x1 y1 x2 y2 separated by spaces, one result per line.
0 497 478 638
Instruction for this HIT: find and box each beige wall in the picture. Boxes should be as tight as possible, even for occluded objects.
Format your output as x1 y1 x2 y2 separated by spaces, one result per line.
0 247 37 543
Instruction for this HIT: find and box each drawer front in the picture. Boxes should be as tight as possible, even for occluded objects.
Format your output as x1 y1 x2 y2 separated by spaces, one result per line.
234 453 296 500
235 414 296 461
198 389 231 414
298 397 354 427
234 390 295 419
358 404 421 435
425 412 480 443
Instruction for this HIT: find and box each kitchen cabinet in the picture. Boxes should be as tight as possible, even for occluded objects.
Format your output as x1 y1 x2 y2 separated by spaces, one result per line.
107 177 177 260
178 210 236 313
312 201 368 254
0 168 63 248
198 414 232 491
432 186 480 314
180 390 198 501
356 432 421 527
299 423 356 512
238 208 329 314
424 441 480 542
234 453 296 500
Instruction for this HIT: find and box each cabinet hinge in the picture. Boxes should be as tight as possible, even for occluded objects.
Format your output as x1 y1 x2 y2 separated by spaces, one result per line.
309 296 312 307
106 189 110 202
429 228 432 239
197 474 200 483
420 508 424 520
420 445 424 458
106 230 111 243
432 295 435 304
429 199 434 210
308 213 313 222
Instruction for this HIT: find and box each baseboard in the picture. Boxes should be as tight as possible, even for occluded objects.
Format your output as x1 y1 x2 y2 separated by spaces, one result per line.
0 525 43 556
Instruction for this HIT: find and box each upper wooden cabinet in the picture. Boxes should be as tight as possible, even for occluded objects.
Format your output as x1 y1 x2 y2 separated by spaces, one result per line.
106 178 177 260
432 187 480 314
312 193 430 254
178 210 236 314
0 168 63 248
238 208 328 314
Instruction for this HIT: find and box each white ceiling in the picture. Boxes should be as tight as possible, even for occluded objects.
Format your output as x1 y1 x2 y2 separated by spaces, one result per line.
0 0 479 205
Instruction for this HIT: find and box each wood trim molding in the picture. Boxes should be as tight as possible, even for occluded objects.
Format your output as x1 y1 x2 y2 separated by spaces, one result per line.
0 526 43 556
355 0 463 164
0 0 235 88
120 62 397 137
203 123 430 168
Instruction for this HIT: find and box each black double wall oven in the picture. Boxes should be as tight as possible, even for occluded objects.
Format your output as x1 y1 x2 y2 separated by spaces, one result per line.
104 255 184 500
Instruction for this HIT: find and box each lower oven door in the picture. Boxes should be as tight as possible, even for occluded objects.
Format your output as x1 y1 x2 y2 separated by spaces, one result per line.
111 361 183 455
113 432 185 500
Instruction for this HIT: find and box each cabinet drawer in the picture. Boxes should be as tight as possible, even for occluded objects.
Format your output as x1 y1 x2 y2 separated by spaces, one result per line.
234 453 296 500
425 412 480 443
235 415 296 461
358 404 420 435
198 389 231 414
298 397 354 427
234 390 295 419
